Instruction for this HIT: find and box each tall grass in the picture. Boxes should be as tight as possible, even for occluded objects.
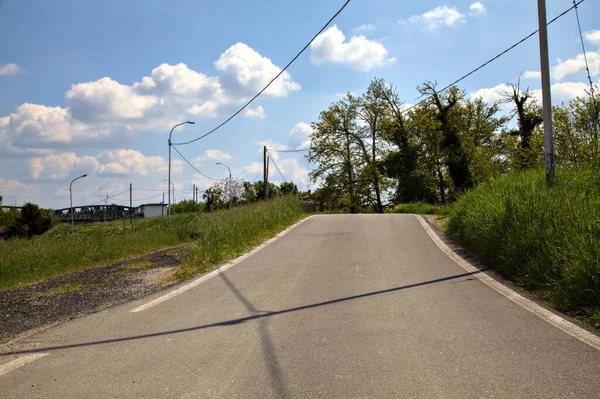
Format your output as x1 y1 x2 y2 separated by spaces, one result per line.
447 168 600 326
0 196 305 291
388 202 452 215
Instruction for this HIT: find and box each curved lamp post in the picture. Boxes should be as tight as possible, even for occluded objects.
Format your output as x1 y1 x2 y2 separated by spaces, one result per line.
99 188 108 222
70 174 87 239
168 121 195 220
216 162 232 209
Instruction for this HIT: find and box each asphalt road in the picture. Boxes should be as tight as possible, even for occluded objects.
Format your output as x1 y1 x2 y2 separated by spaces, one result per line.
1 214 599 398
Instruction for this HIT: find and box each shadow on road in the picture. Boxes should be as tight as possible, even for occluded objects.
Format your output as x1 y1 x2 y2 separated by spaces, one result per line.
0 270 483 357
218 272 289 398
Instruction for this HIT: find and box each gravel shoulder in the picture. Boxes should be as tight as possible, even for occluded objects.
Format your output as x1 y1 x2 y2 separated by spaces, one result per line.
0 245 190 344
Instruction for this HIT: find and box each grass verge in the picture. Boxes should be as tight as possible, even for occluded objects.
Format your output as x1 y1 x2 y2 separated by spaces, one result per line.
447 168 600 327
0 196 306 291
388 202 452 216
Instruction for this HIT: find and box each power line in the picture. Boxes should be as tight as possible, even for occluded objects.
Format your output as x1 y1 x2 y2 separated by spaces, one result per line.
267 150 288 182
406 0 585 115
172 0 351 146
171 144 220 181
132 193 163 202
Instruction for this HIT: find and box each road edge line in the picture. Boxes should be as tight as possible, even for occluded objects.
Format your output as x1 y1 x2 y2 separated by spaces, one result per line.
130 215 316 313
415 215 600 351
0 353 48 376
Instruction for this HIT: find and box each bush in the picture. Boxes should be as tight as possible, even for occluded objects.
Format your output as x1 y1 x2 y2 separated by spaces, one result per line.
447 168 600 326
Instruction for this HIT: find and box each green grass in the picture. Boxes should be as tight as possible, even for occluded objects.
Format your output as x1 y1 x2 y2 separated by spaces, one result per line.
447 168 600 327
0 196 305 291
388 202 452 216
123 260 154 270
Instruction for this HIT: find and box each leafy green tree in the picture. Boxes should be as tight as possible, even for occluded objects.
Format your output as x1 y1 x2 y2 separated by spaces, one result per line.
15 202 53 237
203 187 224 212
170 199 203 214
279 182 299 195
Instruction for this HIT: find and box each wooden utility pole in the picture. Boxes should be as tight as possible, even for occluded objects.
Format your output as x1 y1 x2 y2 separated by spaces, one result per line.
193 184 196 212
537 0 554 186
263 146 268 200
129 183 132 225
162 192 164 216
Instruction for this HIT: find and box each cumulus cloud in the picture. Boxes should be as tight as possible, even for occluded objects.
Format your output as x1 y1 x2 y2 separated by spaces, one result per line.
310 25 396 71
243 105 266 118
585 30 600 46
522 70 541 80
552 52 600 81
408 6 465 30
0 63 22 76
288 122 313 149
470 81 590 108
469 2 486 15
66 77 160 123
0 42 300 156
215 42 300 97
28 149 180 181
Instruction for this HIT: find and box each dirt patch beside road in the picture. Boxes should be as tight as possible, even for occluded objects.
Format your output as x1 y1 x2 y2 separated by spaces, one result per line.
0 245 190 344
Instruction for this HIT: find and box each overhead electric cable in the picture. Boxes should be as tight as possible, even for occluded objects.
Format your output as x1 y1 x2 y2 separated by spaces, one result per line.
171 144 220 181
266 147 310 153
405 0 585 115
267 150 288 182
172 0 351 146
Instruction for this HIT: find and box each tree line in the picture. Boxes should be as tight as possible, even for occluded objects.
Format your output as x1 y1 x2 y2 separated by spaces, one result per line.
307 78 600 213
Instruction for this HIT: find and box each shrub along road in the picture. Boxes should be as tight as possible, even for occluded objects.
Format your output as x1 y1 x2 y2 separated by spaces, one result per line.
1 215 599 398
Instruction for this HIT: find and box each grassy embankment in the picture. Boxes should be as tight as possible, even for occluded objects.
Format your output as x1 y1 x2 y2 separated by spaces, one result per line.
447 168 600 327
0 196 305 291
387 202 452 216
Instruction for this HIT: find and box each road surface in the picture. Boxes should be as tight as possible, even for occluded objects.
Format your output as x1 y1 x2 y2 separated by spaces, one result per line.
1 214 599 398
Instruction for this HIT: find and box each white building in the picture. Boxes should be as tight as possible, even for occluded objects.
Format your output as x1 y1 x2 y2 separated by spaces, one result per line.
139 203 168 218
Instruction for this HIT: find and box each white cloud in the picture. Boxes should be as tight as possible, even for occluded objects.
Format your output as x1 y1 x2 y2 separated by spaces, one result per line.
0 103 113 155
355 24 375 32
469 2 486 15
66 77 160 123
532 82 590 104
243 105 266 118
288 122 313 149
242 162 263 176
274 158 310 185
28 149 179 181
585 30 600 46
409 6 465 30
0 63 22 76
310 25 396 71
192 149 232 166
215 42 300 97
470 83 512 104
522 70 541 80
552 52 600 81
0 42 301 155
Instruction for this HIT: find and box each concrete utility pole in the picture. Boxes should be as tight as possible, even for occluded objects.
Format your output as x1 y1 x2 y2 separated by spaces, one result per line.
129 183 132 225
263 146 268 200
537 0 555 186
69 174 87 240
168 121 195 220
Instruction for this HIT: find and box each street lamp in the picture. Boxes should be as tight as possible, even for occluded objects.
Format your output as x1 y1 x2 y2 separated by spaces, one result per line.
168 121 195 220
99 188 108 222
216 162 232 209
70 174 87 240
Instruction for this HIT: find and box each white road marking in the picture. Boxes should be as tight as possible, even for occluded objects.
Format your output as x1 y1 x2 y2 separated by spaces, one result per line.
416 215 600 351
130 216 315 313
0 353 48 376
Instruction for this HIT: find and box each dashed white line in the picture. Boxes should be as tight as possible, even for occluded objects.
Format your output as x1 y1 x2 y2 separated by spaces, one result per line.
416 215 600 351
130 215 315 313
0 353 48 376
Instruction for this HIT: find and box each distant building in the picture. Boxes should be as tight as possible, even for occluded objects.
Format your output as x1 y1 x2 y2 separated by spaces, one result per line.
138 203 168 218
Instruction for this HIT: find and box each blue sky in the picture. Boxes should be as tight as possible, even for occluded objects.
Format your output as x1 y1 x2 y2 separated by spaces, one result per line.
1 0 599 208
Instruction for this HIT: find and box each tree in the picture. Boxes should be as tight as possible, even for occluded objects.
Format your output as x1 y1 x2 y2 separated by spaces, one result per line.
170 199 203 214
502 80 543 169
419 82 475 192
307 93 363 213
203 187 224 212
15 202 53 237
279 182 299 195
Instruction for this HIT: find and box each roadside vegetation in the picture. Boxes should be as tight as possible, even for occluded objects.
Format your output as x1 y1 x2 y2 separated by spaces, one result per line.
387 202 451 215
0 196 305 291
447 168 600 327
